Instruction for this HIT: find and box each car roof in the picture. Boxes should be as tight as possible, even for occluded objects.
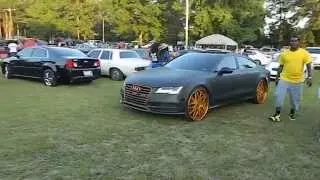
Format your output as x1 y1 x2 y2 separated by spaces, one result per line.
90 48 137 52
306 47 320 49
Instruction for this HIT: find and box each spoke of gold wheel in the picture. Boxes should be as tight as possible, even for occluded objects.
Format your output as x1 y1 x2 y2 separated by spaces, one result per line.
257 81 267 103
187 88 209 121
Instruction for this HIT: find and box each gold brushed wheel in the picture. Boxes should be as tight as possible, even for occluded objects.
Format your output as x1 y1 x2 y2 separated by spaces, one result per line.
255 80 268 104
186 87 209 121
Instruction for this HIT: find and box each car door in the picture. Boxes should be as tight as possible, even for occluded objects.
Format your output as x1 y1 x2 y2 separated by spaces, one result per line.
211 55 240 103
99 50 112 75
236 56 260 97
11 48 34 76
27 48 49 78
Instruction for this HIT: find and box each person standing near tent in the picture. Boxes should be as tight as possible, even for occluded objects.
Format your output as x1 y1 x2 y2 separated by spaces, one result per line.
269 36 313 122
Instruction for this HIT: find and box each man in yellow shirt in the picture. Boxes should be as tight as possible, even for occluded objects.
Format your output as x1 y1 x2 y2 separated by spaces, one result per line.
269 36 313 122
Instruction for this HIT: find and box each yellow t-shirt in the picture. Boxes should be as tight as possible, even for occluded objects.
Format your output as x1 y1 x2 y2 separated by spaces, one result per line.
279 48 312 83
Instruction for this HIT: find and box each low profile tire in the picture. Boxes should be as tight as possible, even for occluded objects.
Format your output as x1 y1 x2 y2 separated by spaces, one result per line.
185 87 210 121
253 80 268 104
4 64 12 79
110 68 124 81
43 69 57 87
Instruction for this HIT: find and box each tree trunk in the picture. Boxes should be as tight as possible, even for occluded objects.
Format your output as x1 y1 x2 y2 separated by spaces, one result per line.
8 8 13 39
139 32 143 45
4 12 9 39
0 14 2 39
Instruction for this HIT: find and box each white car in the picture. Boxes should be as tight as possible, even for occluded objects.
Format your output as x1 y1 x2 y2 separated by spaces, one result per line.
306 47 320 69
88 49 151 80
243 50 272 66
260 47 279 56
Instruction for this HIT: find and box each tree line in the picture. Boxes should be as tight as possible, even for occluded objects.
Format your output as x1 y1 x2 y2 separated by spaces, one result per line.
0 0 319 47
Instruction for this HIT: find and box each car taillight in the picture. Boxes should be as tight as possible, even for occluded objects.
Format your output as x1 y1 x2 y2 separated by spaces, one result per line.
65 59 78 69
94 60 100 67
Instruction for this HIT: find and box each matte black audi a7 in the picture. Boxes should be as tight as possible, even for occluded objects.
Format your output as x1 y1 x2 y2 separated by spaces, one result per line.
120 52 270 121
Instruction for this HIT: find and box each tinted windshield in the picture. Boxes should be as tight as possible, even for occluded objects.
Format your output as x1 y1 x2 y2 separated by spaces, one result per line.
307 48 320 54
51 48 88 57
165 53 221 72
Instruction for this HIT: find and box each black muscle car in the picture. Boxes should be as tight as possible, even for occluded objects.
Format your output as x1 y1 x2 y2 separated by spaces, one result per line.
1 47 100 86
120 52 270 121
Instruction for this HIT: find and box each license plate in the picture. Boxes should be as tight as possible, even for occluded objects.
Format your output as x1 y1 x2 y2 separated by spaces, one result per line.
83 71 93 77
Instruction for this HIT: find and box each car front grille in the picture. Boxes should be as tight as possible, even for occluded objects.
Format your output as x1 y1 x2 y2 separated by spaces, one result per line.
124 84 152 105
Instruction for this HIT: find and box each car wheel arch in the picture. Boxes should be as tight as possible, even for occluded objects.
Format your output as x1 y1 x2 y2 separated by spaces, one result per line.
109 67 120 73
254 59 262 65
42 64 57 72
186 84 213 105
109 67 125 80
42 65 60 79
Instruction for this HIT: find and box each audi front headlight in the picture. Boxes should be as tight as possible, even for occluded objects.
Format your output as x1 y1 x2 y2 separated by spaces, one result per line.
155 86 183 95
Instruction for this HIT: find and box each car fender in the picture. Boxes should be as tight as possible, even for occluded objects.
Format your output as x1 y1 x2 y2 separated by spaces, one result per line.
42 63 60 78
256 72 269 86
42 63 57 72
108 60 128 76
183 82 213 104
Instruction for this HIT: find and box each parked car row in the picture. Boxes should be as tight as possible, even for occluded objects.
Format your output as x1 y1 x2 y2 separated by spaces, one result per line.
1 47 270 121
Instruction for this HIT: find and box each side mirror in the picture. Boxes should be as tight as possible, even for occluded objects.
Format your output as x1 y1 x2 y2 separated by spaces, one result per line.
15 54 21 58
217 67 233 75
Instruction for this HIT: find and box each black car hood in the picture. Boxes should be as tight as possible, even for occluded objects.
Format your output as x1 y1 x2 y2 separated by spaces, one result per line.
125 67 212 87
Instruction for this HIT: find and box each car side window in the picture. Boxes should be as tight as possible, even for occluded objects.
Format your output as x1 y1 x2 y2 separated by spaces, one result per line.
216 56 237 71
120 51 139 59
31 49 47 58
17 48 33 58
88 50 101 58
237 56 257 69
100 51 112 60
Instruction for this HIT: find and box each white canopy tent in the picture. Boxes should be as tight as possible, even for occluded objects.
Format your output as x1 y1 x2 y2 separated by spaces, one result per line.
195 34 238 51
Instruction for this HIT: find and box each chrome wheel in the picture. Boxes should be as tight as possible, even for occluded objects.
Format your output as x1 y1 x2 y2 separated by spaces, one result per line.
111 70 120 80
110 69 124 81
43 69 57 86
4 65 9 79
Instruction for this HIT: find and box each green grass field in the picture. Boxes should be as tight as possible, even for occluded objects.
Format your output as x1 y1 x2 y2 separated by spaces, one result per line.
0 72 320 180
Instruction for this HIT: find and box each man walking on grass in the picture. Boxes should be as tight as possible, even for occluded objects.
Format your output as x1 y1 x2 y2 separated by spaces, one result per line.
269 36 313 122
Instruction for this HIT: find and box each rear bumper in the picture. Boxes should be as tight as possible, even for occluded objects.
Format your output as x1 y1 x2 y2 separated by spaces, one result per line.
62 68 101 82
120 90 185 115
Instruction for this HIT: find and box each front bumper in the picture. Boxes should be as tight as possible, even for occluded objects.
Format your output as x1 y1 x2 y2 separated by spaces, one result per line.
62 68 101 82
120 89 185 115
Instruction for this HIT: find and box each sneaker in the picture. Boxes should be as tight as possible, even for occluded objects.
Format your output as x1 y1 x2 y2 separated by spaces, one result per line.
289 113 296 121
269 114 281 122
